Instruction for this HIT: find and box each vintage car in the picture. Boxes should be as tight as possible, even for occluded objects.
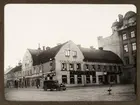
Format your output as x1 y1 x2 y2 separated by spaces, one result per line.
43 80 66 91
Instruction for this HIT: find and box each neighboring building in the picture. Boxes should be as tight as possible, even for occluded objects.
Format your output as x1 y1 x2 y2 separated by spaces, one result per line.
118 11 136 84
98 11 136 84
22 47 44 87
5 64 22 88
21 40 123 87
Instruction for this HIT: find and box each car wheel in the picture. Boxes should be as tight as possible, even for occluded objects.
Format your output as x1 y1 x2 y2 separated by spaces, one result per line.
44 88 47 91
63 88 66 91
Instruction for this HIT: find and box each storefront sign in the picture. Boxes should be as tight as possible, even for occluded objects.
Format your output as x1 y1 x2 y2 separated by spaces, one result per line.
70 71 95 76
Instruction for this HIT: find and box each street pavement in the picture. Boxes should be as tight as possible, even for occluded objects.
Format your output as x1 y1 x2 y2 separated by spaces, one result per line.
5 84 136 101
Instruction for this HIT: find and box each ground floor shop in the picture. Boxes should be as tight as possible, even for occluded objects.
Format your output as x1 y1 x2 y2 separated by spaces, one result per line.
45 71 120 87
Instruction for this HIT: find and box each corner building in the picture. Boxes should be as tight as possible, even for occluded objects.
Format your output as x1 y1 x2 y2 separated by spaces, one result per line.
36 40 123 87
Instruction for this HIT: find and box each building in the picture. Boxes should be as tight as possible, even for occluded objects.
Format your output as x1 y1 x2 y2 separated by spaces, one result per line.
118 11 136 84
5 64 22 88
98 11 136 84
21 40 123 87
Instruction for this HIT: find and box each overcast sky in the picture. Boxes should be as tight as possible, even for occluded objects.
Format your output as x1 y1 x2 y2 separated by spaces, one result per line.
4 4 136 71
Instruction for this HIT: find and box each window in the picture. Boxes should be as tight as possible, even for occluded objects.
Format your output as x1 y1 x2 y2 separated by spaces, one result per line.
92 76 96 83
50 62 52 66
124 57 129 65
62 75 67 84
77 63 81 70
69 64 74 70
131 31 135 38
85 64 89 70
70 75 75 84
97 65 101 71
99 75 103 83
110 75 116 82
73 51 77 57
92 65 95 71
62 63 67 71
65 50 70 57
132 43 136 51
86 75 90 84
77 75 82 84
124 45 128 52
122 33 127 40
113 66 117 72
109 66 112 72
103 66 106 71
118 66 122 72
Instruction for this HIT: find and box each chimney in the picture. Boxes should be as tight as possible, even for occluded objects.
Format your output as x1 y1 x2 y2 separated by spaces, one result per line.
43 46 45 51
97 36 103 40
99 47 103 50
77 44 81 48
46 46 50 50
38 43 41 50
118 14 123 23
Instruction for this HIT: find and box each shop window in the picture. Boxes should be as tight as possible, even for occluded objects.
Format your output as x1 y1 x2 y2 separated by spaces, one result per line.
122 33 127 40
62 75 67 84
69 64 74 70
65 50 70 57
132 42 136 51
99 75 103 83
92 76 96 83
77 75 82 84
77 63 81 70
85 64 89 70
61 63 67 71
73 51 77 57
124 44 128 53
131 31 135 38
86 75 90 84
110 75 115 82
70 75 75 84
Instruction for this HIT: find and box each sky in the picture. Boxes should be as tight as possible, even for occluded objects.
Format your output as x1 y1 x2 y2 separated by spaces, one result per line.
4 4 136 71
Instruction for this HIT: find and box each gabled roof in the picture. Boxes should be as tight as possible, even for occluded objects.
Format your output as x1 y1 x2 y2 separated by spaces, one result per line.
28 49 43 66
7 65 22 74
38 41 68 64
79 47 123 64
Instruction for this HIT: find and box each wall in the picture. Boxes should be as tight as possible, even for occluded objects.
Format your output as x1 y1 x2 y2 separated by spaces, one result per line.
22 50 33 71
55 41 84 85
98 31 121 58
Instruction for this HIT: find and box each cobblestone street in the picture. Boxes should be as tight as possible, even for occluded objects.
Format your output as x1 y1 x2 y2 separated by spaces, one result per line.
5 84 136 101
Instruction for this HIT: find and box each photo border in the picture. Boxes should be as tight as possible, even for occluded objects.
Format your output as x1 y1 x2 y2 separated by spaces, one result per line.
0 0 139 105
